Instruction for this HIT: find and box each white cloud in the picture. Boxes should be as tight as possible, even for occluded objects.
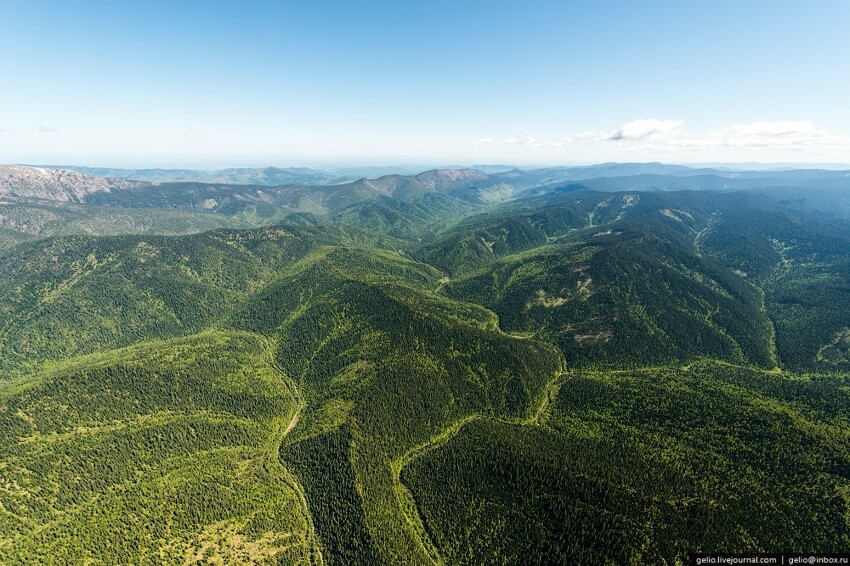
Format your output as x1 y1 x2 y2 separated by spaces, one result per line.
470 137 493 146
721 120 816 138
505 134 535 145
710 120 839 148
0 127 8 133
577 119 684 142
607 119 684 141
37 125 58 134
504 134 563 148
576 119 850 153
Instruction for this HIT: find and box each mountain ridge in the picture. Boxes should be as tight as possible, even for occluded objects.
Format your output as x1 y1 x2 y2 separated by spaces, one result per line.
0 165 146 203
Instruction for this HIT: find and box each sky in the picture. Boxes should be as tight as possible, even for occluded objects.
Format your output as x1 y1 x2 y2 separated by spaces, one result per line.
1 0 849 167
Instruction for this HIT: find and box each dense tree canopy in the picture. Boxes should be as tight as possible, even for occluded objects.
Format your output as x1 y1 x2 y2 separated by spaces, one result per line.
1 182 849 563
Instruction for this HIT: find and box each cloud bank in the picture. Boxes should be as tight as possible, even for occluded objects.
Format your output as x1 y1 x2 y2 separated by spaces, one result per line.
577 119 685 142
504 134 564 148
492 120 849 156
575 119 849 152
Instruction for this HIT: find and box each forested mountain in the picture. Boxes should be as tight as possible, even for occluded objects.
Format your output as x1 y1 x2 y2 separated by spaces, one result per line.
0 164 848 563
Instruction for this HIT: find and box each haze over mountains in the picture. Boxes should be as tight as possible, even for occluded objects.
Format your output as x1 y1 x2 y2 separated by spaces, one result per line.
5 161 850 205
51 165 351 187
0 160 849 563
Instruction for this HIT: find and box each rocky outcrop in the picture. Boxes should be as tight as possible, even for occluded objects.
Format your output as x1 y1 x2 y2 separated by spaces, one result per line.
0 165 147 202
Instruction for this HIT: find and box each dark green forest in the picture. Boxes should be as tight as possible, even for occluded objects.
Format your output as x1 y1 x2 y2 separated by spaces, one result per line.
1 168 849 564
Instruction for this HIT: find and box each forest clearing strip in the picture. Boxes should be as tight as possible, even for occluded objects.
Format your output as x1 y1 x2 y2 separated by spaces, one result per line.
391 413 480 566
391 369 568 565
259 336 324 566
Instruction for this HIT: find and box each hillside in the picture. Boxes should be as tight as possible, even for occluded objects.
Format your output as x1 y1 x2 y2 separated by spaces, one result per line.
404 363 850 563
419 189 850 372
0 198 251 240
0 330 313 564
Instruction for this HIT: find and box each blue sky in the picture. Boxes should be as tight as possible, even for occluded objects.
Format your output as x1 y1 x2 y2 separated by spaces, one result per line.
1 0 849 166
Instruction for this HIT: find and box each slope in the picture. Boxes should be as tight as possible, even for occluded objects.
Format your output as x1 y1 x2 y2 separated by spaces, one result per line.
0 330 313 564
403 363 850 564
425 191 779 368
0 224 404 375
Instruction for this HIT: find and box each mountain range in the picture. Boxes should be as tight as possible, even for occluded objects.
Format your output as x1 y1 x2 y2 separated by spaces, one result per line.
0 161 848 563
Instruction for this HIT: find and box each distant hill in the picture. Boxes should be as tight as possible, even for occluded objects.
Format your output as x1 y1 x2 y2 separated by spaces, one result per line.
3 162 850 251
54 165 346 186
83 168 496 219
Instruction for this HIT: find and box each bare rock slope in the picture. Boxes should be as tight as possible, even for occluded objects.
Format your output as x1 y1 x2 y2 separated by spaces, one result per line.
0 165 146 202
